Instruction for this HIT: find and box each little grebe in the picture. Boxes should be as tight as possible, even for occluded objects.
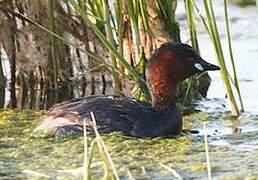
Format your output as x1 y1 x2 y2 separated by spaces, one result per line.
35 43 220 138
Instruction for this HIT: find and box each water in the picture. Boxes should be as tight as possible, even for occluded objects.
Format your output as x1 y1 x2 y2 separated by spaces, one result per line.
1 110 258 179
1 0 258 179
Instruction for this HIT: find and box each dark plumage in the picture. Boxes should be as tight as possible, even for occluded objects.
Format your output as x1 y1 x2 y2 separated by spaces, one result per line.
34 42 220 138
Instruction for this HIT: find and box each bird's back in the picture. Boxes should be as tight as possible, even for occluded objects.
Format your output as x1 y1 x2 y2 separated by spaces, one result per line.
35 95 182 138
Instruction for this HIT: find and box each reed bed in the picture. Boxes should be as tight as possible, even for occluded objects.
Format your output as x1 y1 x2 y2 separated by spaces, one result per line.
1 0 243 112
70 0 150 99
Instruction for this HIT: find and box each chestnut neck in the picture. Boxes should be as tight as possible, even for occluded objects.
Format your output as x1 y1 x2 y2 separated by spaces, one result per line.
149 81 180 111
146 43 194 111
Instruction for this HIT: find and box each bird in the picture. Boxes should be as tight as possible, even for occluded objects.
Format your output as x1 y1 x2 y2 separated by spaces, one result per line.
34 42 220 138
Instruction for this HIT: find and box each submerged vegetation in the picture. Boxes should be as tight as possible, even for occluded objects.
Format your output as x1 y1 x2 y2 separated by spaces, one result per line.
1 110 258 179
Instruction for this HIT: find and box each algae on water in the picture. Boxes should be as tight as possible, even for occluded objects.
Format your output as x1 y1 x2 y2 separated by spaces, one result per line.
1 110 258 179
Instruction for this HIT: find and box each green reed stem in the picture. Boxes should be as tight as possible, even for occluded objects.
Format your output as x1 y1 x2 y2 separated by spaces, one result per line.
184 0 200 102
126 0 141 60
192 0 243 113
114 0 127 88
223 0 244 112
68 0 149 98
88 0 104 21
115 0 124 56
203 0 240 116
139 0 149 31
184 0 199 52
190 0 210 34
103 0 122 94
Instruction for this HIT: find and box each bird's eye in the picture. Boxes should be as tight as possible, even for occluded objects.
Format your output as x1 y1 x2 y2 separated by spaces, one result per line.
194 63 204 71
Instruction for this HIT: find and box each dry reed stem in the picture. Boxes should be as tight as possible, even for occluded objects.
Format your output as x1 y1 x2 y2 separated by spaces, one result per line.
90 111 120 180
159 163 182 179
127 168 135 180
203 122 212 180
83 118 88 180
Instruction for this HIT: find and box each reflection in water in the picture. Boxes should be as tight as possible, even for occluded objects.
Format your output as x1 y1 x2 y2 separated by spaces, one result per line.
229 119 241 133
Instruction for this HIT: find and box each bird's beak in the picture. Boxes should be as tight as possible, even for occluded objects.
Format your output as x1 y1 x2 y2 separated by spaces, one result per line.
194 58 220 72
